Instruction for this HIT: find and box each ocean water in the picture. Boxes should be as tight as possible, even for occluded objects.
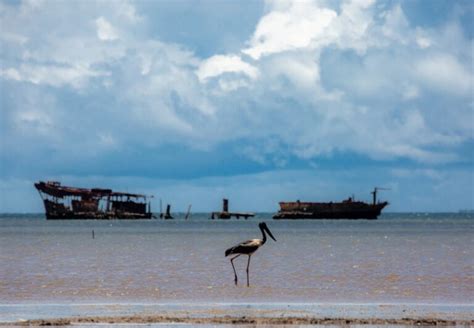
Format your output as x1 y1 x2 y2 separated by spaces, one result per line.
0 213 473 322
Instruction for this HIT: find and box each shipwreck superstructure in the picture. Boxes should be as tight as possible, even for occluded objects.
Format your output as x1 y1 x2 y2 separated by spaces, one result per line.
211 198 255 220
34 181 152 219
273 188 389 220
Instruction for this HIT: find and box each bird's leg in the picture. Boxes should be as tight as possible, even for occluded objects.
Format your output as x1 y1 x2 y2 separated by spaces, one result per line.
246 255 251 287
230 255 240 285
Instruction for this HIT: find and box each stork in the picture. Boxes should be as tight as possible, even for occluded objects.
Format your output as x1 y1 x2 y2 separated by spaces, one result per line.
225 222 277 287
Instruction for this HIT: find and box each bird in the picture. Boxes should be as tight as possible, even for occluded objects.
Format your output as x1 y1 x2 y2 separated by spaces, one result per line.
225 222 277 287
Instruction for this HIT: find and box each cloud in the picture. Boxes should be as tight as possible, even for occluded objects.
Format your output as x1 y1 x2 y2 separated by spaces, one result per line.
196 55 259 82
0 0 472 176
96 17 119 41
0 0 473 212
242 1 337 59
416 53 472 96
380 4 409 44
415 29 432 49
1 64 107 89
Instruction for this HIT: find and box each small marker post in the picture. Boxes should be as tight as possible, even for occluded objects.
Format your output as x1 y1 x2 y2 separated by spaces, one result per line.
185 204 192 220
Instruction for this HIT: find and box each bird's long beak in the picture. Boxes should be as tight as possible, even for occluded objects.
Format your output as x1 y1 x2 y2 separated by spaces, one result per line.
264 225 277 241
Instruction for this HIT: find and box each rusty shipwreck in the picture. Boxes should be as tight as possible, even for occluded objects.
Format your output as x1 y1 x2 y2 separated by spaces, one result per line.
273 188 389 220
34 181 153 219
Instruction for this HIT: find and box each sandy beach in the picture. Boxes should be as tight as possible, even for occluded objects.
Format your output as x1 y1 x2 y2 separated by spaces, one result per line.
8 315 474 326
1 302 473 326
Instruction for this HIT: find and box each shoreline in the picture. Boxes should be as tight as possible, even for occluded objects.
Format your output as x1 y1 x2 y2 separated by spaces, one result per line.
6 315 474 326
1 302 473 326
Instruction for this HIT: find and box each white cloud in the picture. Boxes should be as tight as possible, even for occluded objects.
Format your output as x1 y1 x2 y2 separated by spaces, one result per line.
218 78 252 92
0 68 21 81
380 4 409 44
1 64 107 89
196 55 259 82
263 52 321 91
95 16 118 41
115 2 142 23
242 1 336 59
416 54 472 96
329 0 377 52
415 28 432 49
416 37 431 49
0 0 472 167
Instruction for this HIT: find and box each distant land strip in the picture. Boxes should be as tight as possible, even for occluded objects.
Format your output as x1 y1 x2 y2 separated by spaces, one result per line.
3 315 474 326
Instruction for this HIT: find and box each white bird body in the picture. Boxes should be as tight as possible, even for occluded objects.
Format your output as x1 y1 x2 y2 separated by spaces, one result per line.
242 239 263 248
225 222 276 286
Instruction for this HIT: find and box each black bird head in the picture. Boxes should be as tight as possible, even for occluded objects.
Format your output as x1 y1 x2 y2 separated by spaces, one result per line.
259 222 277 241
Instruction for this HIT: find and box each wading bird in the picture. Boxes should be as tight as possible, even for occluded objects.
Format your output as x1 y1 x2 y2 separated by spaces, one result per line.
225 222 277 287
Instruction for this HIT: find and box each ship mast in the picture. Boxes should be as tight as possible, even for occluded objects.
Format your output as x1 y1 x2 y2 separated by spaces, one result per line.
371 187 390 205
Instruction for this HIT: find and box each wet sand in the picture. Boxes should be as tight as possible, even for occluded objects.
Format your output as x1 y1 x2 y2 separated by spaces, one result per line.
1 303 473 326
7 315 474 326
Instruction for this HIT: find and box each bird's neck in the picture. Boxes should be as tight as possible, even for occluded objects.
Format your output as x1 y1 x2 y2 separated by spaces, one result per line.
260 227 267 245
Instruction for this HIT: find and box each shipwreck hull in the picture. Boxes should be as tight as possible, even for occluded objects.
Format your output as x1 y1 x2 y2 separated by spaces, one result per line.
273 202 388 220
35 181 153 220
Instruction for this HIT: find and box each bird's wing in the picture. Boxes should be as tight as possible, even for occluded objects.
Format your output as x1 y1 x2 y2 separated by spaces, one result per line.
225 239 261 256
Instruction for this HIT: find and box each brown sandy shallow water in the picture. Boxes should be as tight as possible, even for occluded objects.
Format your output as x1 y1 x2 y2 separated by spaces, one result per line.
1 214 473 326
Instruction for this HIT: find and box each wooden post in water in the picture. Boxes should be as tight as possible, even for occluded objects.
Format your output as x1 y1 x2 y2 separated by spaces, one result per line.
223 198 229 213
159 198 163 218
185 204 192 220
164 204 173 219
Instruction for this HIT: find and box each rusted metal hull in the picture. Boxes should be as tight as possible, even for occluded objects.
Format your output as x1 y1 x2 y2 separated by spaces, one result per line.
35 181 153 220
273 201 388 220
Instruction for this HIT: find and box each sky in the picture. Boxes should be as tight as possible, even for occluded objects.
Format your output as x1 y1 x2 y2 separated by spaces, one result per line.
0 0 473 213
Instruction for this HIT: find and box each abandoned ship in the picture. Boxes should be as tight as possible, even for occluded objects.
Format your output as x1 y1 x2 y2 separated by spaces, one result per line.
211 198 255 219
273 188 389 220
34 181 153 219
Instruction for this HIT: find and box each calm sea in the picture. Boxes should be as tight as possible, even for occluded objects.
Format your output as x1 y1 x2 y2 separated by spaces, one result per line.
0 213 473 322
